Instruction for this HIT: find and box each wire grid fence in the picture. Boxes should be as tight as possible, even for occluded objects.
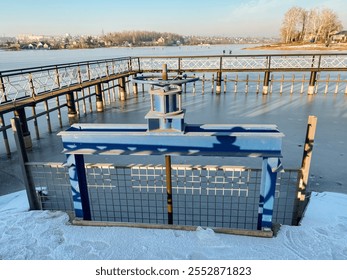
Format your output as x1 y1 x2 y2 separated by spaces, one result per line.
27 162 299 230
27 163 74 213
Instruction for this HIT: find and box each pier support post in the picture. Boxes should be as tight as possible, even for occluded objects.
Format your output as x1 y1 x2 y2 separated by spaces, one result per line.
95 83 104 112
14 107 32 149
308 71 317 95
66 91 78 125
0 114 11 157
216 71 222 94
262 71 270 95
118 77 127 101
132 74 138 96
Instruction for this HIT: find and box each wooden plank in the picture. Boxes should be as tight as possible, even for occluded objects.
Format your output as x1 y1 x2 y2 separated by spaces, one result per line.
294 115 317 224
72 219 273 238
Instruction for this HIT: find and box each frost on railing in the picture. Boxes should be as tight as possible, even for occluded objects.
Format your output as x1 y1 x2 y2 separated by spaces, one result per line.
320 56 347 68
271 56 318 69
139 57 179 71
222 56 267 70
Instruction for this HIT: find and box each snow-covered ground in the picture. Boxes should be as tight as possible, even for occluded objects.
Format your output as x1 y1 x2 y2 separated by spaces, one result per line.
0 190 346 260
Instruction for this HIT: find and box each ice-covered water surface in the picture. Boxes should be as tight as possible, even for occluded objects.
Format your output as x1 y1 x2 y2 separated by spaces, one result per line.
0 45 346 195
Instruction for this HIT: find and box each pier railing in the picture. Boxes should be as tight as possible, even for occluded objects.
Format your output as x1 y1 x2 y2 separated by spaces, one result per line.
138 53 347 72
1 53 347 106
0 57 137 109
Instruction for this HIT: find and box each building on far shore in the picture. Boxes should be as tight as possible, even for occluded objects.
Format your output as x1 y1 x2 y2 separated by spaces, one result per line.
331 31 347 43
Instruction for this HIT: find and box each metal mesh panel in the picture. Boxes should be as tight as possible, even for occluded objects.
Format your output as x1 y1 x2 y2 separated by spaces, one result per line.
26 162 299 229
170 166 260 229
86 164 167 223
273 169 299 226
27 162 73 212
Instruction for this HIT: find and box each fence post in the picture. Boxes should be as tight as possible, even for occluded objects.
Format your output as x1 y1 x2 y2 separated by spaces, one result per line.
65 153 91 220
257 157 281 230
165 155 173 225
295 115 317 224
11 117 41 210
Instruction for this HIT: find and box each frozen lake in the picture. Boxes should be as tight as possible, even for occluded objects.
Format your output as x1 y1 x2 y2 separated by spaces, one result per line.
0 45 346 196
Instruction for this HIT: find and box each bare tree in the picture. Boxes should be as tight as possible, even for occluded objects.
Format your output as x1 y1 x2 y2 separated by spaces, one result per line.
320 8 342 42
305 8 322 42
281 6 342 43
280 7 306 43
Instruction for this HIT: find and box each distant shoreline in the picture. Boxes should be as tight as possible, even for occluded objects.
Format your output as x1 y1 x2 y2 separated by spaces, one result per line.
245 42 347 51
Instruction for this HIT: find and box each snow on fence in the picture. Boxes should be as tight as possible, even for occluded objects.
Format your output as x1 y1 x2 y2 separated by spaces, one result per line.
27 162 299 230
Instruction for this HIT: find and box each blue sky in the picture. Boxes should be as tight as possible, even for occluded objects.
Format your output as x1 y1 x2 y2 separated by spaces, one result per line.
1 0 347 37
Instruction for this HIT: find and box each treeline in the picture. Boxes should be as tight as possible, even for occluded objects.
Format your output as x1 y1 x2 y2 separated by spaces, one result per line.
280 7 343 43
101 31 184 46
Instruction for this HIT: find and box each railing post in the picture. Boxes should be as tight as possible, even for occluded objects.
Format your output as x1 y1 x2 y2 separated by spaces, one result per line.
178 57 181 75
262 56 271 95
14 107 32 149
11 117 41 210
28 73 35 97
66 91 78 125
308 55 318 95
162 63 168 80
95 83 104 112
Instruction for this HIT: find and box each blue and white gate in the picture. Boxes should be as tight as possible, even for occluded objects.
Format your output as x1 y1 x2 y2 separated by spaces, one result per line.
58 65 284 231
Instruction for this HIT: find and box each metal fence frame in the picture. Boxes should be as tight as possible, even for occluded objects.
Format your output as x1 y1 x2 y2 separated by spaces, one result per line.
28 162 300 230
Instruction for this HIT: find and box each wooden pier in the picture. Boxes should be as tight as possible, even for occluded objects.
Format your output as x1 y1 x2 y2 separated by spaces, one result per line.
0 53 346 156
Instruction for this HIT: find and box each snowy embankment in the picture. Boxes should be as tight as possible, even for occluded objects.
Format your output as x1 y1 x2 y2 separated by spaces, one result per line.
0 190 347 260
